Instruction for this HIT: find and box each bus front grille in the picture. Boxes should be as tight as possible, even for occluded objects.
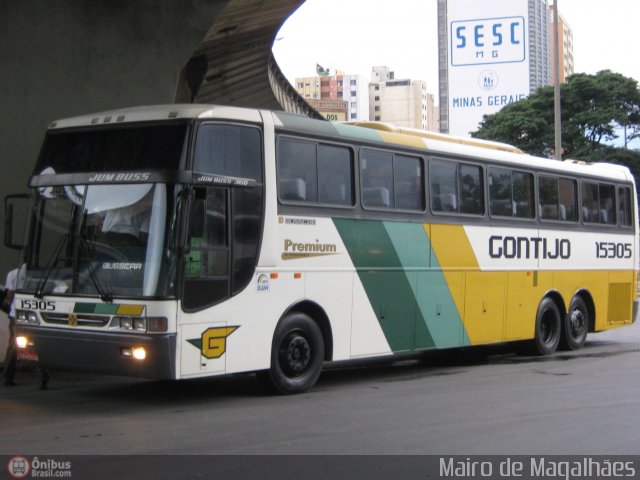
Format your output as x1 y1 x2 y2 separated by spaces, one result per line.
41 312 110 327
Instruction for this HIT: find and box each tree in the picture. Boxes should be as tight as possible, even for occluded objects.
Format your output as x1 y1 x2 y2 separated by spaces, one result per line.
472 70 640 159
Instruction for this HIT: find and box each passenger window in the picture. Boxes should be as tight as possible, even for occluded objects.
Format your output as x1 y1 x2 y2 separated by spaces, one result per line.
489 167 513 216
277 138 354 206
430 160 457 212
394 155 424 211
459 164 484 215
430 160 483 215
559 178 578 221
581 182 599 223
489 167 534 219
361 149 393 208
194 124 262 180
513 171 534 218
599 184 616 225
541 176 578 222
318 144 353 206
582 182 616 225
539 175 559 220
619 186 633 227
277 138 317 202
361 150 424 211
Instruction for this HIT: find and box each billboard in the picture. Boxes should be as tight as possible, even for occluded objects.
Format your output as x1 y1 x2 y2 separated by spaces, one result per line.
446 0 530 136
308 100 348 122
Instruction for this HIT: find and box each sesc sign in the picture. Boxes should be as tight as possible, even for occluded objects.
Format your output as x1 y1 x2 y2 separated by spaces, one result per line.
444 0 531 137
451 16 526 66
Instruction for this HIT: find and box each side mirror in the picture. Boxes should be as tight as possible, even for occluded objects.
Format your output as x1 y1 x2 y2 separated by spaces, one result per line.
4 194 30 250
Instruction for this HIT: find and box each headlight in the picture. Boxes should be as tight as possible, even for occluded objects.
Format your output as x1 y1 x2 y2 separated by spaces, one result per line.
109 316 168 333
15 310 40 325
121 346 147 360
110 316 138 331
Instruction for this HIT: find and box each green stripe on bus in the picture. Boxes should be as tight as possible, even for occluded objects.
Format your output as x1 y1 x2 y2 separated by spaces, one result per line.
383 222 469 348
333 123 383 143
334 218 470 351
334 218 434 352
74 303 119 314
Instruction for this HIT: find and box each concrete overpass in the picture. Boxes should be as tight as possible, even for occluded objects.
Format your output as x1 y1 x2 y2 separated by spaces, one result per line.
0 0 317 275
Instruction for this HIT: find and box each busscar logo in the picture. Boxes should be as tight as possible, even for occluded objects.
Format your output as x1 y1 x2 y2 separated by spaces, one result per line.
102 262 143 270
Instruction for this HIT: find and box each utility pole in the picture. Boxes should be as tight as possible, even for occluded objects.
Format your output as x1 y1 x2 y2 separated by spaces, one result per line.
553 0 562 159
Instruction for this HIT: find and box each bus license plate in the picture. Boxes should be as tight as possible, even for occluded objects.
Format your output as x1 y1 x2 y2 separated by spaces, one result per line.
17 350 39 362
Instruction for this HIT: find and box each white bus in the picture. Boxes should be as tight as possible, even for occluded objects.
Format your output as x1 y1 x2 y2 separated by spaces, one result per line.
9 104 638 394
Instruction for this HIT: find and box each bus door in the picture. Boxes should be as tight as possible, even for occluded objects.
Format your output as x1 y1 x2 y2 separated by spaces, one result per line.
178 122 263 377
180 186 231 377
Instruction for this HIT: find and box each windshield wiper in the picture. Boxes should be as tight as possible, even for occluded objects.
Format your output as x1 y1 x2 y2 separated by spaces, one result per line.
35 233 71 299
77 237 113 303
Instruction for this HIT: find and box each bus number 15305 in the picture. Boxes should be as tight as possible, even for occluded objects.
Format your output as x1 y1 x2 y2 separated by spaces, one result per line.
595 241 632 259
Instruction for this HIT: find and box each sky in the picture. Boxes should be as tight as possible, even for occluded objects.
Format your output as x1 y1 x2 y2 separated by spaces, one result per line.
273 0 640 100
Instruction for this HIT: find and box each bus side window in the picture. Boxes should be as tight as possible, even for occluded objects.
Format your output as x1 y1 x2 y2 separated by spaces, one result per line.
599 184 616 225
277 138 317 203
619 186 633 226
430 159 457 213
459 163 483 215
582 181 616 225
581 181 599 223
361 149 393 209
194 123 262 180
318 144 353 206
558 177 578 222
489 167 533 219
539 175 559 220
393 154 424 211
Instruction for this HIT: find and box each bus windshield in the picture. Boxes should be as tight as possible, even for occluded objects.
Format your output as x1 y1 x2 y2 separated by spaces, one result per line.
21 182 179 299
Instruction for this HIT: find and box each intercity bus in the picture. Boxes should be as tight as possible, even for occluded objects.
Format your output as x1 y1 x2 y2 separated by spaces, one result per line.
9 104 638 394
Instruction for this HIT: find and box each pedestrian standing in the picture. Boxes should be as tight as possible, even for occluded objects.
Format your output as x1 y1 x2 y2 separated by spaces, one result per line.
2 268 49 389
2 268 18 386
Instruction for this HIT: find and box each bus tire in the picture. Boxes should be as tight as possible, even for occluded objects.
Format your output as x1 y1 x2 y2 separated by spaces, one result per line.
258 312 324 395
531 297 562 355
560 296 588 350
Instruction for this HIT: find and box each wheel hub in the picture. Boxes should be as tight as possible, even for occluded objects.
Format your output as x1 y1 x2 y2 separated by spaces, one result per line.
570 309 585 336
281 333 311 376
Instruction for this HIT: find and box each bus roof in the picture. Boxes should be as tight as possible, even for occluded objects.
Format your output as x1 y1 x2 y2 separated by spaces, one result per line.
346 121 524 154
47 104 263 130
47 104 634 184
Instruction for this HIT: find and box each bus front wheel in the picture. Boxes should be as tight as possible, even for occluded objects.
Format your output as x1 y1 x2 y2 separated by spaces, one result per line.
532 297 562 355
560 296 589 350
258 312 324 395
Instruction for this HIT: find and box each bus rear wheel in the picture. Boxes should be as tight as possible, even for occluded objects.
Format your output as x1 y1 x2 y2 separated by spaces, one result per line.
560 296 588 350
531 297 562 355
258 312 324 395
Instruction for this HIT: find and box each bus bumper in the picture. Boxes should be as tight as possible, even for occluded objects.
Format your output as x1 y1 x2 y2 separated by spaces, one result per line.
15 326 176 379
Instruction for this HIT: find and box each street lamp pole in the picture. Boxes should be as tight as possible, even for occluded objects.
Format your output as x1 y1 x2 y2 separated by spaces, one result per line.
553 0 562 160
